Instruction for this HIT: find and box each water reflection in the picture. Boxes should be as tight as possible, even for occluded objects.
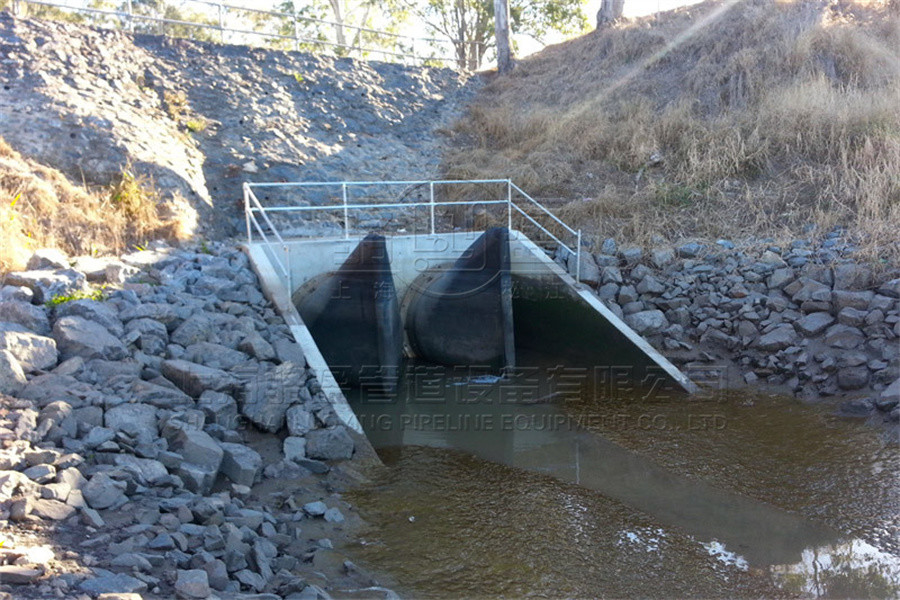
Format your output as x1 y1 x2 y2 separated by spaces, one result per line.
345 363 900 598
771 539 900 598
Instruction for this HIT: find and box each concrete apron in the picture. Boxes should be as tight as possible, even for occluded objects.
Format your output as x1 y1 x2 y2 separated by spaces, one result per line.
243 230 697 446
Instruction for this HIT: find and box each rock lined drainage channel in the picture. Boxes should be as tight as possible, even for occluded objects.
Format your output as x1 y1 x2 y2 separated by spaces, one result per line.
0 243 390 599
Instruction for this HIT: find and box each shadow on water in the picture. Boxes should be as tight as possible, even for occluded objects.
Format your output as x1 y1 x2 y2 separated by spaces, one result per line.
342 357 900 599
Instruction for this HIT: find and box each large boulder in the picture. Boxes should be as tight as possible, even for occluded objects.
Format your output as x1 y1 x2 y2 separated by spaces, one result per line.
27 249 69 270
0 322 58 371
0 350 26 395
241 362 307 432
795 312 834 337
161 359 238 398
105 403 158 436
0 301 50 335
3 269 86 304
624 310 668 335
55 299 124 337
219 442 262 487
756 324 798 351
305 426 355 461
52 316 128 361
169 429 223 494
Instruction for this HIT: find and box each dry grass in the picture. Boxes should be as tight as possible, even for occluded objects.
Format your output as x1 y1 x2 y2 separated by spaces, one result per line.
446 0 900 260
0 138 189 274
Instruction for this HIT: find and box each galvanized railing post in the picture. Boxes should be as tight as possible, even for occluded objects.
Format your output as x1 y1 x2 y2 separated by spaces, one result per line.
342 183 350 239
293 16 300 51
507 179 512 231
218 2 225 44
285 242 293 305
243 183 252 244
11 0 19 17
126 0 134 33
576 229 582 283
429 181 435 234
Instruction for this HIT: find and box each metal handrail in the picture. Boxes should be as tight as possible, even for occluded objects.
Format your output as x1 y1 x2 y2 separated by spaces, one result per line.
13 0 480 67
244 179 584 283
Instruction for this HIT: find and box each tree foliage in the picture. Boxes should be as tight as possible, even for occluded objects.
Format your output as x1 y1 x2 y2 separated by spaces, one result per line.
407 0 589 70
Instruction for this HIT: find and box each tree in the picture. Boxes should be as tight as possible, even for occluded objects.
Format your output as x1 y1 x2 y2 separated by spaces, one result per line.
596 0 625 27
275 0 410 57
405 0 588 71
493 0 511 73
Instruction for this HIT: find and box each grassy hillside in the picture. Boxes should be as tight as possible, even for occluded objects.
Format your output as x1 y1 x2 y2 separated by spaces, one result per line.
445 0 900 259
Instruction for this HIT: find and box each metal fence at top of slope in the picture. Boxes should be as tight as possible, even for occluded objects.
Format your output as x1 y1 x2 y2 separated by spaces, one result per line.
9 0 487 69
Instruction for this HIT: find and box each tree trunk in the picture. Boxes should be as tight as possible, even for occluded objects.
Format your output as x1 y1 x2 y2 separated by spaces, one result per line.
493 0 512 74
327 0 347 49
597 0 625 27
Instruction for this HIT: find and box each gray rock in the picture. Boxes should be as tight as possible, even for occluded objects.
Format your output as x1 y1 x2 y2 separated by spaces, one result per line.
636 275 665 295
837 307 867 328
238 332 276 361
286 405 315 437
832 290 874 313
623 310 668 335
832 263 872 290
836 398 874 417
4 269 86 304
757 324 798 351
27 248 69 270
879 377 899 407
183 342 249 370
219 442 262 487
78 573 147 595
650 248 673 268
198 391 238 428
53 316 127 361
203 559 229 591
55 299 124 337
676 242 704 258
105 403 158 436
303 501 328 517
617 285 638 305
175 569 210 599
795 312 834 337
0 322 58 371
82 472 127 509
113 455 168 485
566 251 601 285
305 426 354 461
823 324 864 349
0 349 26 395
273 338 305 366
31 498 76 521
601 238 617 255
767 268 795 290
600 266 623 285
620 247 643 265
324 507 345 523
877 278 900 299
0 301 50 334
170 429 224 473
241 361 307 432
837 367 869 390
283 436 307 462
235 569 266 592
161 359 238 398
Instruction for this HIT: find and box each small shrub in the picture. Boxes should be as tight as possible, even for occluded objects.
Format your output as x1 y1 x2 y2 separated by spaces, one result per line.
46 288 105 308
185 118 208 133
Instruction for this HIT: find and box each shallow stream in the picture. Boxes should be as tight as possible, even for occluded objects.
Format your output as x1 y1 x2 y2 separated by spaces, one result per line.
341 355 899 598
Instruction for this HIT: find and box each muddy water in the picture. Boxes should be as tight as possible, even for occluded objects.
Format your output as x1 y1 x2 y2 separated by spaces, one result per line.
341 360 900 598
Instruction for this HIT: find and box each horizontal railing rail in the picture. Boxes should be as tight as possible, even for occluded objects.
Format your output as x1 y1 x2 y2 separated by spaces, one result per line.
11 0 485 67
243 179 583 284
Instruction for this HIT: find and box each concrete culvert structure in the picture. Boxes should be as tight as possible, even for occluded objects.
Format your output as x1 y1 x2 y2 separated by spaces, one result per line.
403 227 515 372
293 233 403 394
